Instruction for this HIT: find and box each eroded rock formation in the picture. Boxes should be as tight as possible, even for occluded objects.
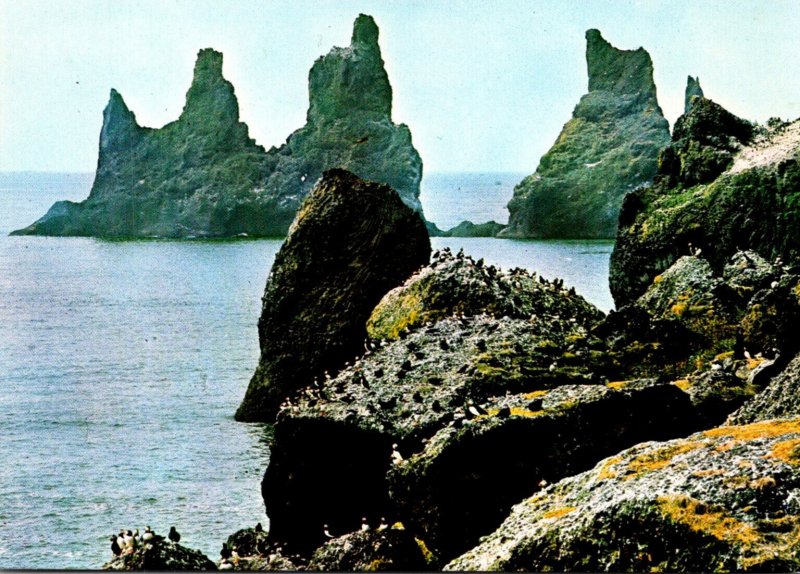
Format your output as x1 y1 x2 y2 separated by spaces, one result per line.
501 29 670 239
13 15 425 238
235 169 429 422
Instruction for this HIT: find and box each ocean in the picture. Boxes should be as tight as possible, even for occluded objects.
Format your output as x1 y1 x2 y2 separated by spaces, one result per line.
0 172 613 569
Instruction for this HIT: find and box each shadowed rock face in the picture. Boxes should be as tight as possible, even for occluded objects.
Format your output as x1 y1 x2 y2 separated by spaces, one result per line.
13 15 425 238
235 169 430 423
501 29 670 239
307 529 432 571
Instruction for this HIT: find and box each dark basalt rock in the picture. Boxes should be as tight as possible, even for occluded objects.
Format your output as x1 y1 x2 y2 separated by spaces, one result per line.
13 15 426 238
501 29 670 239
103 538 216 571
307 529 433 571
235 169 429 422
259 249 762 562
446 417 800 572
729 353 800 425
606 95 800 309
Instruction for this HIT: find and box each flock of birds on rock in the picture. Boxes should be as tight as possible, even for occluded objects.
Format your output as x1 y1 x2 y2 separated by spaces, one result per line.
109 525 181 557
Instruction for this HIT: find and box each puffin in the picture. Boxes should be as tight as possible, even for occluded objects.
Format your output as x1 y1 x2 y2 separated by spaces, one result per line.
466 400 487 418
255 522 263 533
142 526 154 542
323 524 334 539
219 558 234 570
377 518 389 532
168 526 181 543
220 543 232 559
361 517 370 532
110 535 122 556
391 444 404 465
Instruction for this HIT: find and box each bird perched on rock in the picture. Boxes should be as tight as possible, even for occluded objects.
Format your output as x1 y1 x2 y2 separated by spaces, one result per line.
391 443 404 465
323 524 334 539
168 526 181 543
538 478 549 489
220 543 232 559
466 400 487 418
110 536 121 556
377 517 389 531
361 517 370 531
219 558 233 570
255 522 263 533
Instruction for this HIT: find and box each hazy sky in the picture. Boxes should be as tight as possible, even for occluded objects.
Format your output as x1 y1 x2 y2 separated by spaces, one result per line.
2 0 799 173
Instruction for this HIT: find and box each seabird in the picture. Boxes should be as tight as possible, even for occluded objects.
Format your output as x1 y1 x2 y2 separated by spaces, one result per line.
361 517 370 531
219 559 234 570
323 524 334 539
467 400 487 417
439 340 450 351
377 517 389 531
255 522 263 533
538 478 549 488
391 443 404 465
110 536 122 556
744 348 752 360
220 543 232 559
168 526 181 543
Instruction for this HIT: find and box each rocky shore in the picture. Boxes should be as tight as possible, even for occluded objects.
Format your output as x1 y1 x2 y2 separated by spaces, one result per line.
90 23 800 574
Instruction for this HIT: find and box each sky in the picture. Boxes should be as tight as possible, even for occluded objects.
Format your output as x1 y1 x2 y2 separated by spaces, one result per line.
1 0 799 174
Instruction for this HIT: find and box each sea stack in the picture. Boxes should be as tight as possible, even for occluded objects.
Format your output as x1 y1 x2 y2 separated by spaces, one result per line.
500 29 670 239
234 169 430 422
684 75 704 113
13 15 427 238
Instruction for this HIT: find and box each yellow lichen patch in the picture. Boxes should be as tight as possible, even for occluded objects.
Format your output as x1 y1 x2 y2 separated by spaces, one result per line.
657 495 760 546
671 302 688 316
672 379 692 391
723 474 749 490
657 495 800 570
607 381 630 390
704 419 800 442
509 407 544 418
624 442 704 479
747 357 766 370
654 274 664 284
714 351 735 362
691 468 726 478
543 506 577 520
414 537 436 565
769 438 800 465
596 455 623 481
523 390 548 400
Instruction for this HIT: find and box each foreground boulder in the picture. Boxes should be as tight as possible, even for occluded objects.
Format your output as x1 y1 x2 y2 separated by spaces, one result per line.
447 417 800 571
307 529 433 571
261 247 764 562
13 15 426 238
608 94 800 307
367 247 603 340
104 539 216 571
501 29 670 239
235 169 430 422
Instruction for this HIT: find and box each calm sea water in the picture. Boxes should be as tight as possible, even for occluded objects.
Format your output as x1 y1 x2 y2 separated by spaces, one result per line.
0 172 613 569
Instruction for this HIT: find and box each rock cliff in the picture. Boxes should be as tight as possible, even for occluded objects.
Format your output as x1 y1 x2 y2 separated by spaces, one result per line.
234 169 429 422
13 15 425 238
685 75 704 113
608 95 800 308
500 29 670 239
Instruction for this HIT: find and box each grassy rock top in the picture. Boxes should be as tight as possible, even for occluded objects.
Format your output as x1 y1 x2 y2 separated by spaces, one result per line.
446 416 800 572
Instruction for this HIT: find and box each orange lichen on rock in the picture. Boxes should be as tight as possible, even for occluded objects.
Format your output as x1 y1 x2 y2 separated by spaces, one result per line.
769 438 800 465
624 442 704 479
705 419 800 442
543 506 577 520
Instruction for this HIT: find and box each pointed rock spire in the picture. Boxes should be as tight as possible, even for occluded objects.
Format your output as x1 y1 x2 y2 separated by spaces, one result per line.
585 29 658 100
180 48 240 126
307 14 392 122
99 89 141 152
684 75 704 113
